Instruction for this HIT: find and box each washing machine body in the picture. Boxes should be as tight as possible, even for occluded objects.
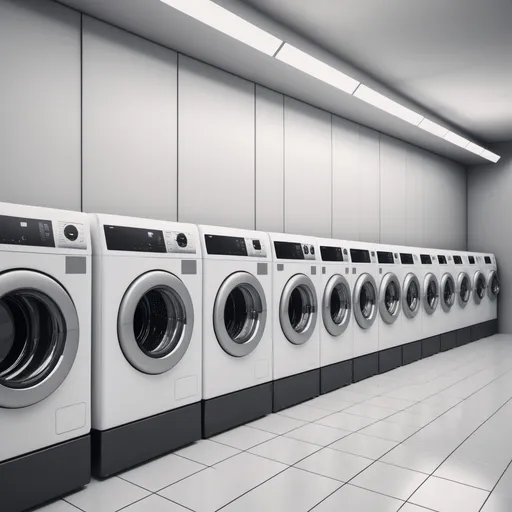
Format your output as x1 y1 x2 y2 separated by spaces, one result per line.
470 253 488 329
317 238 353 394
349 241 379 382
451 251 473 346
269 232 321 411
437 253 458 351
90 214 202 477
200 225 272 437
475 252 499 339
0 202 91 511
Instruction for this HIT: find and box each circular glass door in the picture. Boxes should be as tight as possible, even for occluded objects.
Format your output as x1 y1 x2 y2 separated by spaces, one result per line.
441 273 456 312
280 274 317 345
488 270 500 300
423 273 439 315
0 270 79 409
457 272 471 308
402 273 420 319
322 274 351 337
118 270 194 374
379 273 401 324
353 273 378 329
213 272 267 357
473 271 486 305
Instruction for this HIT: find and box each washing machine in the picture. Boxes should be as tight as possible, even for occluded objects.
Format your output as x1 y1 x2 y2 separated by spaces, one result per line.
90 214 202 477
200 225 272 437
270 232 321 411
438 253 458 351
474 252 499 340
0 203 91 511
376 245 402 373
317 238 353 394
350 241 379 382
451 251 473 346
470 253 488 331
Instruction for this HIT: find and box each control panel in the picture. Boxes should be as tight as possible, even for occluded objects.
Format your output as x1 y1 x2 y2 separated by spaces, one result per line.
420 254 433 264
274 241 315 260
468 256 476 264
377 251 394 264
164 231 196 254
205 234 266 257
57 221 87 249
350 248 376 263
320 245 344 262
453 255 463 265
400 253 415 265
438 255 447 265
485 256 492 264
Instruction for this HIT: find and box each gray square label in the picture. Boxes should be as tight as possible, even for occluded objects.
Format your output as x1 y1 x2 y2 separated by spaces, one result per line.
311 266 316 275
66 256 87 275
277 264 284 271
322 267 326 274
181 260 197 275
257 263 268 275
352 268 356 274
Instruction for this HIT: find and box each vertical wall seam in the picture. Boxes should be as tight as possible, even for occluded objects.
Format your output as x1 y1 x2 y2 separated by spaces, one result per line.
378 132 381 243
176 53 180 221
80 14 83 212
330 114 333 238
466 167 469 250
254 84 257 230
282 95 286 233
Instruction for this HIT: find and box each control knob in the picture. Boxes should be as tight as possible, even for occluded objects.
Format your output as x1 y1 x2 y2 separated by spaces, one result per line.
176 233 188 248
64 224 79 241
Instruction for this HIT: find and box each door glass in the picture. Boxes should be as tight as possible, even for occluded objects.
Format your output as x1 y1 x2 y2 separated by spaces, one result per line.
224 284 260 344
476 276 485 298
0 290 66 389
407 280 419 311
443 279 454 306
385 280 399 315
427 280 437 308
360 282 375 319
491 274 500 296
134 287 186 357
288 285 313 333
330 283 349 325
460 276 470 302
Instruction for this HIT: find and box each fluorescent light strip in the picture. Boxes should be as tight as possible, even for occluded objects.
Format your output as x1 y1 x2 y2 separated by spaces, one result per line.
160 0 282 56
481 150 501 163
444 131 470 148
466 142 484 156
353 85 424 126
275 43 359 94
418 118 448 138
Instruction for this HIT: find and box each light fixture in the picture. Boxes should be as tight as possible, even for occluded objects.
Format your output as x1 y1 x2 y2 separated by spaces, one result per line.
444 131 470 148
466 142 484 156
481 150 501 163
160 0 282 56
274 43 360 94
353 85 424 126
418 119 448 138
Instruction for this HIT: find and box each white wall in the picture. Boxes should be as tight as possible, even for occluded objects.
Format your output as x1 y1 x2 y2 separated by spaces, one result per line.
0 0 467 250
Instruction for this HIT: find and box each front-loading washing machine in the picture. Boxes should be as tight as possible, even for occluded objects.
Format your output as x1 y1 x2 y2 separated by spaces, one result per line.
376 245 402 373
452 251 473 346
0 203 91 512
470 253 488 337
90 214 202 477
473 252 499 340
269 232 321 412
200 225 272 437
438 253 458 352
349 242 379 382
317 238 353 394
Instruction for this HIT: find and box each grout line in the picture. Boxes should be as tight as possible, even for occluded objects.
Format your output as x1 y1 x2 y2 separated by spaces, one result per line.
478 458 512 511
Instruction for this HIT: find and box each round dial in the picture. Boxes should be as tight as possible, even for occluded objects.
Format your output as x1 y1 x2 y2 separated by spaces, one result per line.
303 245 309 255
310 245 315 255
64 224 79 241
176 233 188 248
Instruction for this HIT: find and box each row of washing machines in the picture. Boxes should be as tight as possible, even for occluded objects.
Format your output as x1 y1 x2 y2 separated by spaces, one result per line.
0 202 500 512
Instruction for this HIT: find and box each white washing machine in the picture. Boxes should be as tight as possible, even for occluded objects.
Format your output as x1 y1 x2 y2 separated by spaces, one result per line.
437 253 458 351
200 225 272 437
269 232 321 411
0 203 91 511
349 242 379 382
317 238 353 394
470 253 488 330
451 251 473 346
90 214 202 477
473 252 499 340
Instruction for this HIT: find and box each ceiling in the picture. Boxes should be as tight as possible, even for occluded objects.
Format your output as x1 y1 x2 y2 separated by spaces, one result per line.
241 0 512 143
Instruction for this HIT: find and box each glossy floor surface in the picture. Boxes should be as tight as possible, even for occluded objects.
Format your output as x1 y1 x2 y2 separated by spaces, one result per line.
39 335 512 512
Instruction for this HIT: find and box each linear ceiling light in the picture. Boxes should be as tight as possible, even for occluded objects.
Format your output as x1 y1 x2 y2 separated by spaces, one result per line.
481 150 501 163
275 43 360 94
353 85 424 126
444 131 470 148
418 118 448 138
159 0 282 56
466 142 484 156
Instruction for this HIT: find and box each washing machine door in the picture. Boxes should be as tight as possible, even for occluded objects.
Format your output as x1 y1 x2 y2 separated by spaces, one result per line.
457 272 472 308
0 270 79 409
488 270 500 300
379 272 401 324
441 273 456 312
322 274 351 337
353 273 378 329
280 274 317 345
423 273 439 315
118 270 194 374
473 271 486 305
213 271 267 357
402 273 421 319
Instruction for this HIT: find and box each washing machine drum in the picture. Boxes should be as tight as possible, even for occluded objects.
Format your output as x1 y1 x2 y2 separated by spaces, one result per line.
423 273 439 315
402 273 421 319
457 272 472 308
280 274 317 345
118 270 194 374
214 271 267 357
0 270 79 409
322 274 351 336
488 270 500 300
379 272 401 324
473 271 486 305
441 273 456 312
353 273 378 329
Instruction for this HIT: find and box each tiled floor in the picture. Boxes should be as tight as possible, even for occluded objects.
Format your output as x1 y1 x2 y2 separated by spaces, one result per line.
39 334 512 511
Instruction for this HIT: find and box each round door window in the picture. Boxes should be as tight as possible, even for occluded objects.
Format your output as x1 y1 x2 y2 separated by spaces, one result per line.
322 274 351 337
214 272 267 357
379 273 401 324
353 273 377 329
488 271 500 300
423 273 439 315
118 271 194 374
473 271 486 305
0 270 79 409
403 273 420 319
457 272 471 308
280 274 317 345
441 273 455 312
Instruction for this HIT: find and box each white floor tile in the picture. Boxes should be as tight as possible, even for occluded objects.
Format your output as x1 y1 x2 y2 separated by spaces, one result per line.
284 422 351 446
344 403 396 420
221 467 340 512
316 411 375 431
381 444 448 474
359 420 419 442
409 476 489 512
325 389 373 403
175 439 240 466
399 503 435 511
330 432 398 459
37 501 81 512
365 396 415 411
247 413 306 434
481 493 512 512
249 435 320 465
211 425 276 450
122 495 190 511
64 477 150 512
278 404 332 422
384 411 430 428
307 395 354 412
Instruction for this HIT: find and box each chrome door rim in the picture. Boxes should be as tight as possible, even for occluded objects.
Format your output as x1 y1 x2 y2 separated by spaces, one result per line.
488 270 500 301
423 273 439 315
322 274 351 337
213 271 267 357
457 272 472 308
0 270 79 409
473 271 486 304
379 272 401 324
402 273 420 319
441 273 456 312
118 270 194 374
353 273 378 329
280 274 317 345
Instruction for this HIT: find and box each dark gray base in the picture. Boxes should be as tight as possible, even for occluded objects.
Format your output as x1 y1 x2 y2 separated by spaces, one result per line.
320 360 353 394
457 327 471 346
353 353 379 382
92 402 201 478
422 336 441 358
471 320 498 342
440 331 457 352
379 347 402 373
403 340 422 365
0 435 90 512
203 382 273 438
273 369 320 412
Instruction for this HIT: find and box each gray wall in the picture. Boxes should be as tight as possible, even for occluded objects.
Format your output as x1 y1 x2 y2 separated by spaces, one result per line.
468 142 512 333
0 0 467 250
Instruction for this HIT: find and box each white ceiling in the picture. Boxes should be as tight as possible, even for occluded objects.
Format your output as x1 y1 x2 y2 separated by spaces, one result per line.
241 0 512 143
